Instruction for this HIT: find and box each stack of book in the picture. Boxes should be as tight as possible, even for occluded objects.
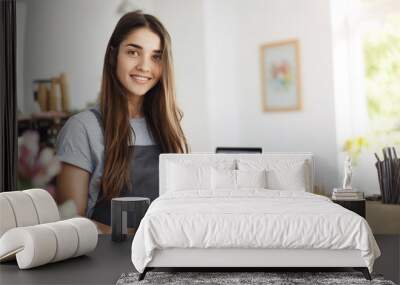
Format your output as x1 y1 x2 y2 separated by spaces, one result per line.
332 188 364 200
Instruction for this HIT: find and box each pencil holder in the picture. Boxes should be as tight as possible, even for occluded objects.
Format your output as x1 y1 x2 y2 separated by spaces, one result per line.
375 147 400 204
111 197 150 242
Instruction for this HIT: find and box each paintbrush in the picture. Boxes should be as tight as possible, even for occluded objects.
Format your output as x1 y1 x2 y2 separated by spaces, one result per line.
375 161 384 202
374 152 385 201
392 147 400 204
382 148 391 203
388 147 395 203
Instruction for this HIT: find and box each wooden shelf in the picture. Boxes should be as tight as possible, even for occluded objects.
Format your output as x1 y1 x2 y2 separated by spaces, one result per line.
18 113 71 148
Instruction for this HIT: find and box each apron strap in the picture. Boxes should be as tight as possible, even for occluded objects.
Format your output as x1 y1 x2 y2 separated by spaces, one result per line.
89 108 104 136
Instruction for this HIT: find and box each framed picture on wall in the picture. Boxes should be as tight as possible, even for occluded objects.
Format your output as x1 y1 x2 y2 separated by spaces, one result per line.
259 39 301 112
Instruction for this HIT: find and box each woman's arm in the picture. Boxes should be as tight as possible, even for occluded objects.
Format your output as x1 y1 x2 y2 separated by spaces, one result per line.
56 162 89 215
56 162 112 234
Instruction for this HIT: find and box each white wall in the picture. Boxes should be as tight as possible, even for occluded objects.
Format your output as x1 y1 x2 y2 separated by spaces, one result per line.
153 0 210 152
18 0 158 114
207 0 339 193
203 0 240 150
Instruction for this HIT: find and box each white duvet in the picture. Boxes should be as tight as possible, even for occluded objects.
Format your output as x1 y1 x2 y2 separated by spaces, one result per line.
131 190 380 273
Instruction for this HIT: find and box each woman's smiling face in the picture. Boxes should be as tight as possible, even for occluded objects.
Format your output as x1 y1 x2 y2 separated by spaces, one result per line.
116 27 163 97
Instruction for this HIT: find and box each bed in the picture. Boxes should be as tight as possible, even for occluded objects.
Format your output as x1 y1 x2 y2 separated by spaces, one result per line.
131 153 380 280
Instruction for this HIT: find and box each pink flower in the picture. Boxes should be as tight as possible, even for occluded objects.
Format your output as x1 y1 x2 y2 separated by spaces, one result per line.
18 130 61 189
18 131 40 177
32 153 61 187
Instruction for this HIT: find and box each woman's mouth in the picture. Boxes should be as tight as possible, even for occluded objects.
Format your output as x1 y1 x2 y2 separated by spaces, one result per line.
130 74 152 84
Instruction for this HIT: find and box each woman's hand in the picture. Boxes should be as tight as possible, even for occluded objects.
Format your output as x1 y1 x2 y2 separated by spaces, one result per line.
92 220 136 235
92 220 112 234
56 163 136 235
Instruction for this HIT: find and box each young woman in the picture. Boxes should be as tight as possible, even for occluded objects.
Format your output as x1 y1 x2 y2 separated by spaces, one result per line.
56 11 189 234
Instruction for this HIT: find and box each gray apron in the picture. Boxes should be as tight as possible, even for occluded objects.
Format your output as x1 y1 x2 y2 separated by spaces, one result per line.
89 109 160 226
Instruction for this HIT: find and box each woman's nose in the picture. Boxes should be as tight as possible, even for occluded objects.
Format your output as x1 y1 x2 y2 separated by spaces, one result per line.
136 56 151 72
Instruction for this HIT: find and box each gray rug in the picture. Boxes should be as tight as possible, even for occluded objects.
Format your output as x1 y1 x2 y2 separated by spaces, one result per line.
116 271 396 285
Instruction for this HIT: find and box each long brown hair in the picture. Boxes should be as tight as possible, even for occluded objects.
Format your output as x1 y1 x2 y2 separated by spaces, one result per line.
99 11 189 201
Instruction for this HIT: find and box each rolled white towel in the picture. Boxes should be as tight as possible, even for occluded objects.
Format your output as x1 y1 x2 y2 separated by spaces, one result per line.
42 220 79 262
23 189 60 223
64 217 98 257
0 191 39 227
0 196 17 237
0 226 57 268
0 217 97 269
0 189 59 238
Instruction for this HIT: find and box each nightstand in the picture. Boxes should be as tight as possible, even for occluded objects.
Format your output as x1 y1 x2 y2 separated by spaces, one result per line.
332 199 366 218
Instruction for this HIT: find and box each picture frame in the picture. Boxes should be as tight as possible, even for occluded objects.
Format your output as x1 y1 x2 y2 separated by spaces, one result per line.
259 39 301 112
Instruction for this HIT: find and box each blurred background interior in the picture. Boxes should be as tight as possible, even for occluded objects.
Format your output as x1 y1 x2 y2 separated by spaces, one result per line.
15 0 400 229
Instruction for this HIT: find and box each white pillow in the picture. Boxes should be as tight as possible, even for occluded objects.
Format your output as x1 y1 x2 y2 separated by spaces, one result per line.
236 169 267 188
237 159 307 191
211 168 236 190
166 162 211 191
266 165 306 191
211 168 268 190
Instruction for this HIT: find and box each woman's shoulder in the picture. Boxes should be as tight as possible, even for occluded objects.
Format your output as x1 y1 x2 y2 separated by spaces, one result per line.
56 107 102 173
58 106 103 146
64 106 101 131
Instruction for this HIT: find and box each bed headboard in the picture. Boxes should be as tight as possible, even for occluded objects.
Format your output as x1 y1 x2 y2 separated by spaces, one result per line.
159 152 314 195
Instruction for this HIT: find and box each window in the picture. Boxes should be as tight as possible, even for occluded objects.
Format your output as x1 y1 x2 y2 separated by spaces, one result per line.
361 0 400 144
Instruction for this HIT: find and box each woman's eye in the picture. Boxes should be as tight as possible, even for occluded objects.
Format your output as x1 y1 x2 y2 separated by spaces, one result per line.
127 50 139 56
153 55 162 62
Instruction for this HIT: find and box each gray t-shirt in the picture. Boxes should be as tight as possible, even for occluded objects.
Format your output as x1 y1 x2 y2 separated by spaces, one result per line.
56 106 157 218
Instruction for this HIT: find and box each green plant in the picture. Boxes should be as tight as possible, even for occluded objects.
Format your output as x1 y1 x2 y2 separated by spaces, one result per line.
342 136 369 165
364 14 400 135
